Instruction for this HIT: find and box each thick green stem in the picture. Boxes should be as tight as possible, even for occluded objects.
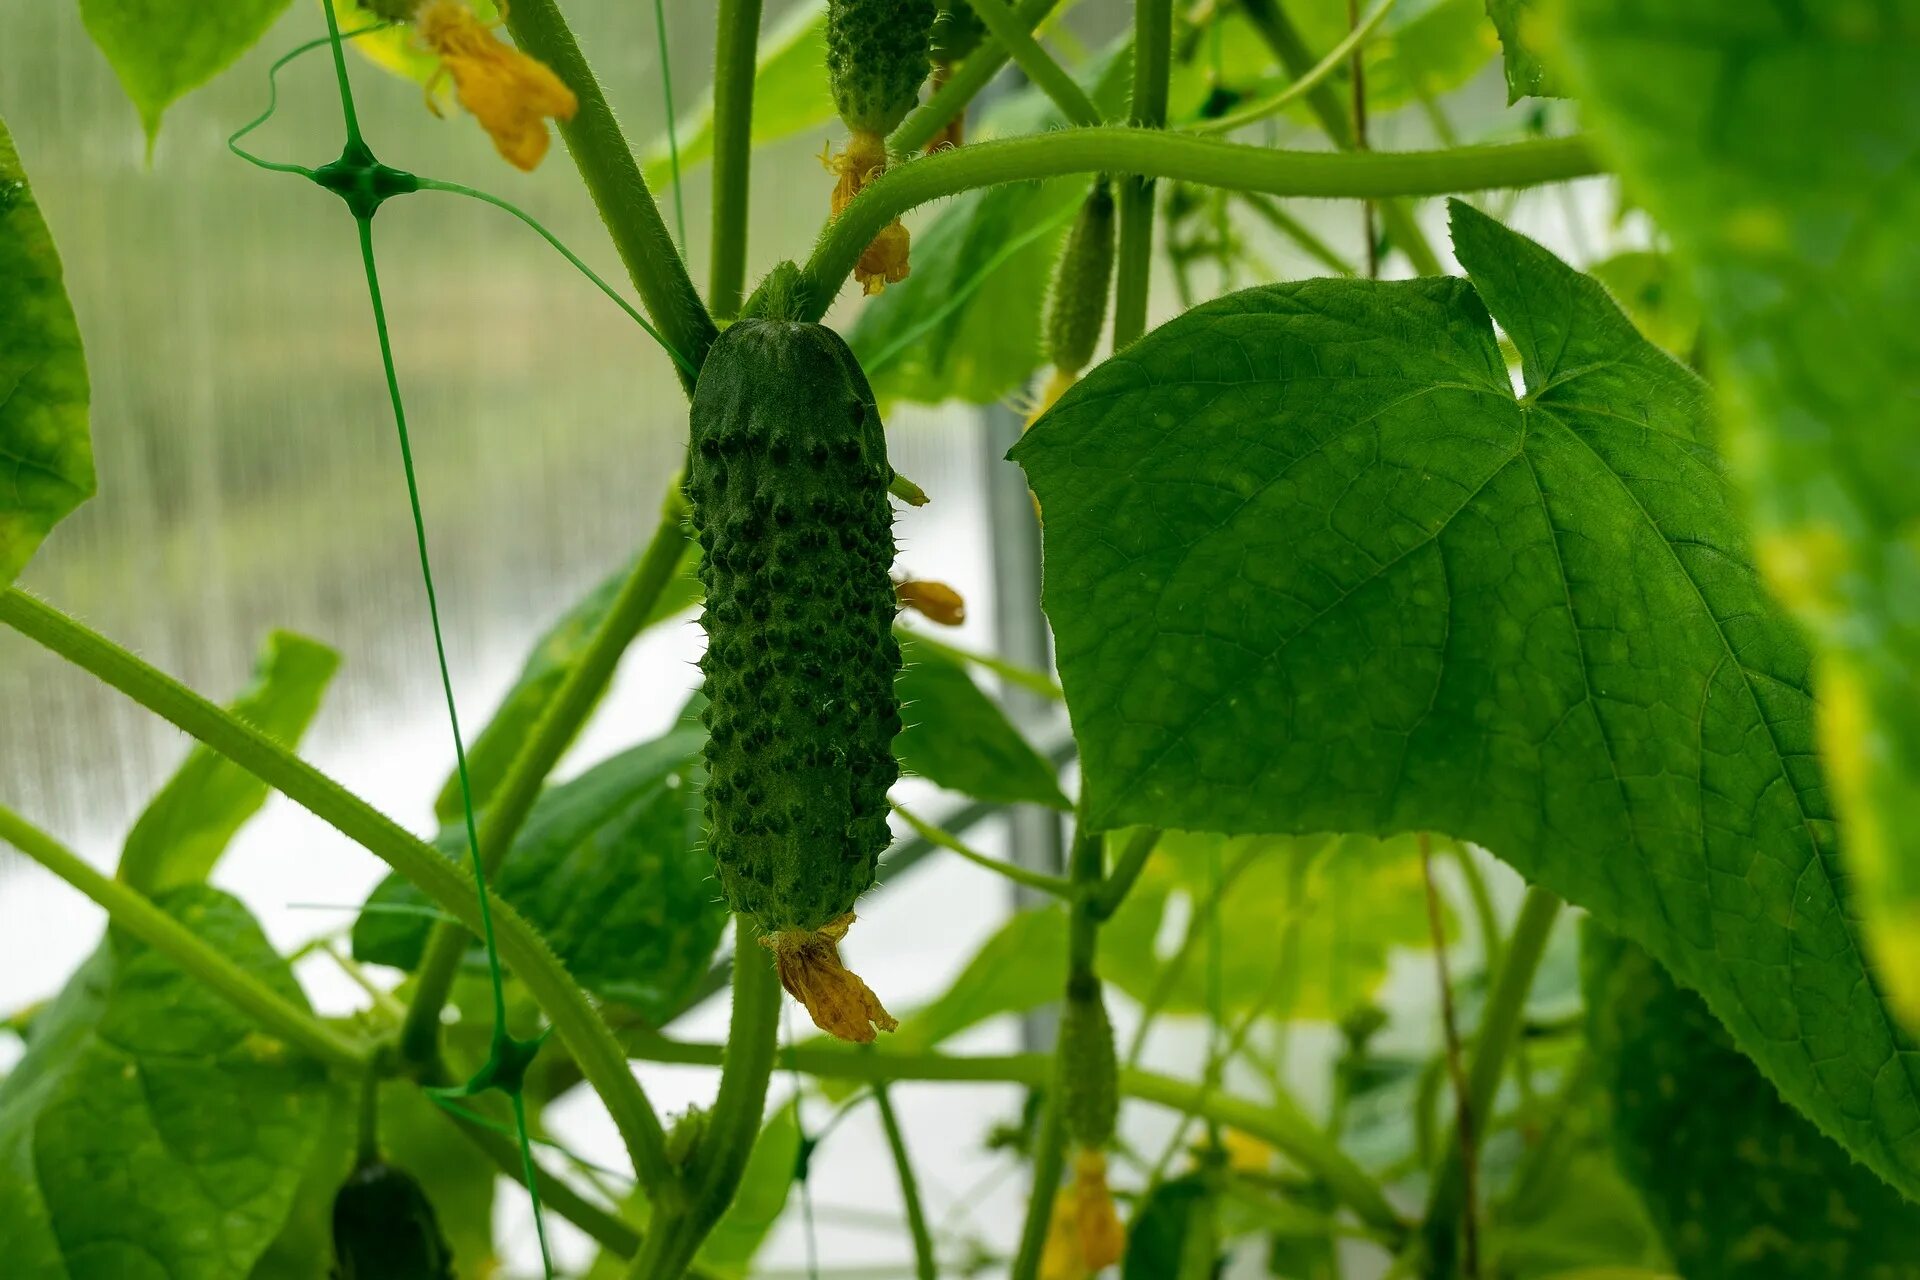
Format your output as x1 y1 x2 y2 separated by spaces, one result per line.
630 917 783 1279
872 1081 938 1280
0 588 678 1197
1111 0 1174 348
504 0 717 385
1238 0 1441 275
619 1034 1401 1237
400 484 691 1071
962 0 1101 127
890 0 1064 154
1009 827 1107 1280
797 131 1600 314
0 803 371 1073
707 0 764 317
1420 885 1563 1273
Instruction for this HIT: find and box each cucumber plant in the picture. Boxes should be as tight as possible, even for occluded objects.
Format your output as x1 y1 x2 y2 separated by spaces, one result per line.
0 1 1915 1278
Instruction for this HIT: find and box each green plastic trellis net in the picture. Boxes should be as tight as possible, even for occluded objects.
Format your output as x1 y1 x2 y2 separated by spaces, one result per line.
227 7 693 1273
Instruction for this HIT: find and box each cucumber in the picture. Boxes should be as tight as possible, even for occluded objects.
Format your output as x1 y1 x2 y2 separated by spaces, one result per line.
331 1160 455 1280
826 0 939 136
1045 180 1117 377
689 316 903 1041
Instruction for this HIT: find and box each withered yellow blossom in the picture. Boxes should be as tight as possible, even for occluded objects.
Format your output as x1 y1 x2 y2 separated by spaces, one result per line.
895 578 967 626
1041 1148 1126 1279
416 0 577 171
827 130 912 294
760 913 898 1044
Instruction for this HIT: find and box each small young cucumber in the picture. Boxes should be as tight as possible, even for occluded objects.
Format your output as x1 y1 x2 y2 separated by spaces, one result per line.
1059 975 1119 1149
826 0 939 136
1045 180 1118 378
331 1160 455 1280
689 315 904 1042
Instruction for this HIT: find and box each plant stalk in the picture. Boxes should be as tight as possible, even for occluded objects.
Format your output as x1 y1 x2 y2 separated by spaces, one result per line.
399 484 691 1071
504 0 718 385
0 587 679 1197
961 0 1101 127
0 803 372 1073
1111 0 1174 348
872 1080 939 1280
797 131 1601 314
707 0 764 317
891 0 1064 154
629 917 783 1279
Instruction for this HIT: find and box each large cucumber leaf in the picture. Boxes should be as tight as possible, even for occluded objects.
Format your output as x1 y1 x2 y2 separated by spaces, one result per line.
0 888 331 1279
0 116 92 589
79 0 292 141
359 724 727 1022
1585 926 1920 1277
1012 202 1920 1198
1557 0 1920 1029
120 630 339 895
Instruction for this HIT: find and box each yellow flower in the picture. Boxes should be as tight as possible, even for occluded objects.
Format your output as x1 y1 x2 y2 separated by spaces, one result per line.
416 0 577 171
895 578 968 627
826 130 912 294
1041 1148 1126 1279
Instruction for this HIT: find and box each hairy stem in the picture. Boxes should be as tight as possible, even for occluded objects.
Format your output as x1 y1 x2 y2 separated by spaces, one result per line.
1111 0 1174 348
504 0 717 385
0 588 678 1196
872 1081 939 1280
707 0 764 317
400 484 691 1072
0 803 371 1072
962 0 1101 127
630 918 783 1279
797 131 1601 313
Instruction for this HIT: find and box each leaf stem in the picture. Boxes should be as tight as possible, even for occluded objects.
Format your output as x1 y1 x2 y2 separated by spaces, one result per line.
707 0 764 317
1110 0 1174 349
629 917 784 1279
796 131 1600 314
890 0 1064 155
1091 826 1162 919
503 0 718 387
0 587 679 1197
1422 834 1478 1276
1235 191 1359 276
399 483 691 1073
962 0 1102 127
1419 884 1562 1273
872 1080 939 1280
0 802 372 1072
890 800 1076 899
447 1103 646 1259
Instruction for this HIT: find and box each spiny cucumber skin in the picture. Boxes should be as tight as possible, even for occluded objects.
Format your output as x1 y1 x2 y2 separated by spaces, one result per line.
827 0 939 135
1045 181 1117 374
689 319 902 936
1060 980 1118 1148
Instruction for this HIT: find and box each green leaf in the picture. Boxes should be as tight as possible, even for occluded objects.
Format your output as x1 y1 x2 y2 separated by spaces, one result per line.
362 726 728 1022
435 542 700 821
1012 203 1920 1199
1100 832 1444 1024
1557 0 1920 1030
120 630 339 895
79 0 293 141
696 1100 804 1278
0 887 331 1279
845 45 1135 409
0 117 93 590
639 0 832 189
1485 0 1563 101
1124 1174 1215 1280
896 632 1068 808
1584 926 1920 1278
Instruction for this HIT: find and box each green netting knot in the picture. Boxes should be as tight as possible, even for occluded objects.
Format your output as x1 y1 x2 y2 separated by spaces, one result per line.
431 1026 552 1102
311 139 420 220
